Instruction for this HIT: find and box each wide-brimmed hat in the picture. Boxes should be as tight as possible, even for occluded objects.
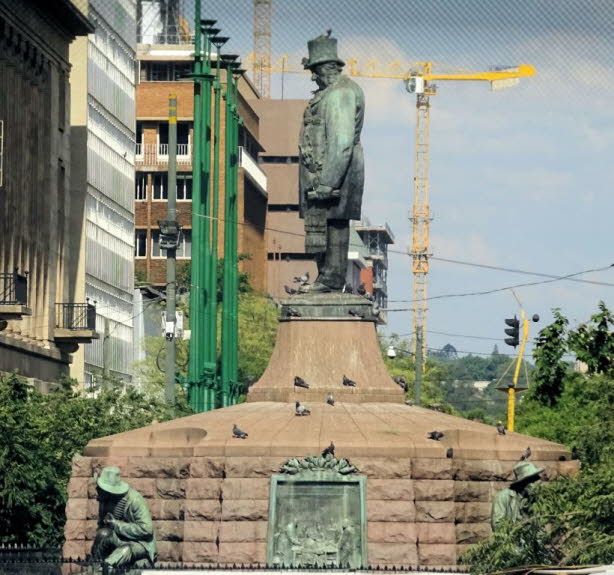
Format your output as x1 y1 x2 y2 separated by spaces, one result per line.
302 30 345 70
96 466 129 495
511 461 543 486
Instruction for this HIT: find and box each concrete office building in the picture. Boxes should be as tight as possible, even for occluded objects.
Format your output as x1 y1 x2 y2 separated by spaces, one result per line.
70 0 137 386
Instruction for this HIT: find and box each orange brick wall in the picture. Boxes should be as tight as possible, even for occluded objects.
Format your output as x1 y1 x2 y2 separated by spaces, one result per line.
135 72 267 291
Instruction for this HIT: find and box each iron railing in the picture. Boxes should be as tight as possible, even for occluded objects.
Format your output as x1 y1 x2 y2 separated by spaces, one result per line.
0 271 28 305
135 143 192 166
55 301 96 330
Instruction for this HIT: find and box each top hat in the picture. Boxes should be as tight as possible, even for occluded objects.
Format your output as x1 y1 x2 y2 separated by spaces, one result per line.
511 461 543 486
96 466 130 495
302 30 345 70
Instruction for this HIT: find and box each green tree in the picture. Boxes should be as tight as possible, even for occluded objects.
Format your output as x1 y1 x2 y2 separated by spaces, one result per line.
529 308 569 405
461 303 614 572
237 292 279 385
567 301 614 375
0 373 191 547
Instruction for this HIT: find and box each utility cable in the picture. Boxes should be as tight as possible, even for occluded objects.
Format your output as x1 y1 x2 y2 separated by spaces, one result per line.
383 264 614 310
189 211 614 294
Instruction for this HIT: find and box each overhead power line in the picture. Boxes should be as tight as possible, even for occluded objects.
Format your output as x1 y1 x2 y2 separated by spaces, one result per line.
193 212 614 291
430 256 614 288
384 264 614 310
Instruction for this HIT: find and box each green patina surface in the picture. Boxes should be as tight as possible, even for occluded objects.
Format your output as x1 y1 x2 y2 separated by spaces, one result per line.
267 456 367 568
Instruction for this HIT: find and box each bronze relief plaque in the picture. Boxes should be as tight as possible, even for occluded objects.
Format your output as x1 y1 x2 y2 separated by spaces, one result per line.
266 456 367 568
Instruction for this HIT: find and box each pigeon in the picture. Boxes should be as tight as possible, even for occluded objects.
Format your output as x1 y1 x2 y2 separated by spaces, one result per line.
295 401 311 416
322 441 335 457
294 376 309 389
342 374 357 387
427 431 444 441
404 399 412 406
393 375 408 392
327 393 335 406
446 447 454 459
293 271 310 285
364 292 375 302
342 283 353 294
520 446 532 461
356 283 367 296
284 285 298 295
232 424 248 439
348 309 365 318
496 422 506 436
286 307 302 317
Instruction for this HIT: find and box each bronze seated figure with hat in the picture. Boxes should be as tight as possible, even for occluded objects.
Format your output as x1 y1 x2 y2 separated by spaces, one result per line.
91 466 157 569
491 461 544 530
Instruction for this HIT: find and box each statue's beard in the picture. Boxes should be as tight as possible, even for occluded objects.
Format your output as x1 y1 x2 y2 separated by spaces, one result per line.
316 71 339 89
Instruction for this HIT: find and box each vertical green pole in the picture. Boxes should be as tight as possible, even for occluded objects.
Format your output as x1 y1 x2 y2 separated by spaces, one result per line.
201 29 214 412
221 62 235 407
210 43 223 407
231 73 241 404
188 0 203 411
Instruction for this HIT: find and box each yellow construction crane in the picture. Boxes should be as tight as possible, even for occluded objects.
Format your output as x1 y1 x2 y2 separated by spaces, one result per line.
244 55 535 354
403 62 535 356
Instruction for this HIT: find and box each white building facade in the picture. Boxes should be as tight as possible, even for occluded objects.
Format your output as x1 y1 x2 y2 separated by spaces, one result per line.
71 0 136 386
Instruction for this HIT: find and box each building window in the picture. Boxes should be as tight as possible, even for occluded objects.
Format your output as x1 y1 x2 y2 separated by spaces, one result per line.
259 155 299 164
135 173 147 200
177 230 192 258
177 122 190 146
152 173 168 200
135 230 147 257
143 61 193 82
147 62 171 81
151 230 161 257
177 174 192 200
136 121 144 144
174 62 192 80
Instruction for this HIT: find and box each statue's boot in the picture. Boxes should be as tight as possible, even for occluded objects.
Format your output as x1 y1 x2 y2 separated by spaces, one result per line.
300 281 332 293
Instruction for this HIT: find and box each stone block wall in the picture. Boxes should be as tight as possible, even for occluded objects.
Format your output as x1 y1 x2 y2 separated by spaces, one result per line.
64 455 578 567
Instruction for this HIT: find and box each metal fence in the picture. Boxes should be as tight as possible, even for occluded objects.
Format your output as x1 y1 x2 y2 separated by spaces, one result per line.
55 301 97 330
0 271 28 305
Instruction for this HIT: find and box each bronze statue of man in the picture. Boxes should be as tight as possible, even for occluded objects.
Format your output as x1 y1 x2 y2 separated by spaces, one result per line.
91 466 157 569
491 461 543 530
299 30 365 292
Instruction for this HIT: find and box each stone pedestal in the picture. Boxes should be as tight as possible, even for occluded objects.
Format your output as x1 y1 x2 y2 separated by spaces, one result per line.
249 293 403 404
63 296 578 568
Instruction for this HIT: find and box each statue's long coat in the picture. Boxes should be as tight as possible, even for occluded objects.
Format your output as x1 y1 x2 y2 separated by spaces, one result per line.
298 75 365 221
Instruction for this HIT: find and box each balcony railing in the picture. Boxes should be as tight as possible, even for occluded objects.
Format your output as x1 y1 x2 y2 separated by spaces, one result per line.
0 271 28 305
55 301 96 331
135 143 192 166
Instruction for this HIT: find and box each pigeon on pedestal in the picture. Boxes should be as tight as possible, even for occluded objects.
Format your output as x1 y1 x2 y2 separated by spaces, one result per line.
232 424 248 439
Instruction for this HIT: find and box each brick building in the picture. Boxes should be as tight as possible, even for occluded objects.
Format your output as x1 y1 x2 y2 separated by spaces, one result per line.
0 0 93 384
134 43 268 292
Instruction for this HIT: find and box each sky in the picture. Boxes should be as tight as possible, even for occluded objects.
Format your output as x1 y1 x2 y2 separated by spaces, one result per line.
189 0 614 358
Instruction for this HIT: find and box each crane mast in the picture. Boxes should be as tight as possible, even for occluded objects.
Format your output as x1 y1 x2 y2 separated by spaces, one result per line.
411 88 434 357
253 0 272 97
243 54 534 360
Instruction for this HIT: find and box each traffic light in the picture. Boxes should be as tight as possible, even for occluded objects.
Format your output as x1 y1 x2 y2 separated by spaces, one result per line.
504 316 520 347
